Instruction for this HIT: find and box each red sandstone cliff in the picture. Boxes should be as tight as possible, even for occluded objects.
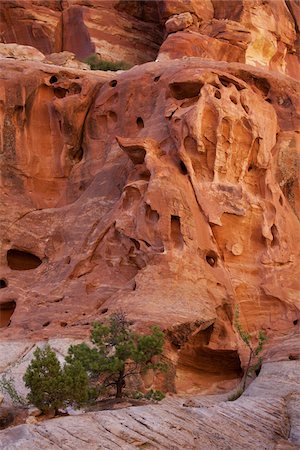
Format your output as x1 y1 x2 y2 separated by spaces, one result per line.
0 0 299 397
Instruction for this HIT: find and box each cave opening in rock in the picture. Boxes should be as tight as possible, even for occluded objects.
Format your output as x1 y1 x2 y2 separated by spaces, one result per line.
171 215 184 249
53 87 68 98
0 279 8 289
7 249 42 271
109 80 117 87
49 75 58 84
176 332 243 392
169 81 203 100
206 250 218 267
136 117 144 129
0 301 16 328
179 160 188 175
70 147 84 163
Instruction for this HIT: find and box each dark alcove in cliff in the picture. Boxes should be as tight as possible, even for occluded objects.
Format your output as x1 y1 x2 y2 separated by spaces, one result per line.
7 249 42 271
0 301 16 328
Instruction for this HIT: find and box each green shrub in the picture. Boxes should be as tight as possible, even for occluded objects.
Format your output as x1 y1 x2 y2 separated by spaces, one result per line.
144 389 165 401
229 306 267 401
84 54 131 71
66 312 167 399
0 374 27 406
23 345 89 414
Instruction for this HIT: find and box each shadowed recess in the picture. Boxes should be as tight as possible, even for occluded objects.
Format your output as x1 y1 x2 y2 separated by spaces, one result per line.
0 279 8 288
169 81 203 100
0 300 16 328
7 249 42 271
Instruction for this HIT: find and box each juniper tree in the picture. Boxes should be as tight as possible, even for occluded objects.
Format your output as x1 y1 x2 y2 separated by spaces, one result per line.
23 345 89 414
66 312 166 398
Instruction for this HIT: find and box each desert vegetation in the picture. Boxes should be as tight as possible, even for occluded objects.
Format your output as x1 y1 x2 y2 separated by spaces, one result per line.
228 306 267 401
19 313 166 416
84 54 132 71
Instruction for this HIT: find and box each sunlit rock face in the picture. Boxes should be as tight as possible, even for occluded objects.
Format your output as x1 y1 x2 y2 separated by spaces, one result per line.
0 0 163 65
158 0 300 80
0 53 299 393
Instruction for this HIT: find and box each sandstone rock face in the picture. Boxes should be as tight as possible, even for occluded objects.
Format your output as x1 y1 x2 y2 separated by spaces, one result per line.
0 52 299 394
0 0 163 65
158 0 300 80
0 43 45 61
0 2 299 448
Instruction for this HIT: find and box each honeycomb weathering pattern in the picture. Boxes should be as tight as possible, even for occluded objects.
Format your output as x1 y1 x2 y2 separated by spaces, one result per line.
0 55 299 392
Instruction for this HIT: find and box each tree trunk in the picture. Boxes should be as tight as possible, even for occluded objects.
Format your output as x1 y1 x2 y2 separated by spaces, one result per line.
115 370 125 398
242 349 253 391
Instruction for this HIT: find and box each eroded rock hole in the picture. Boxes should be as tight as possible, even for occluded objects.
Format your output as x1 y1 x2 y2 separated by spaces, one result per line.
219 75 243 91
69 83 82 95
130 238 141 250
176 334 243 391
145 204 159 223
171 215 184 249
230 95 238 104
179 160 188 175
241 102 249 114
169 81 203 100
278 96 292 108
154 75 160 82
109 80 117 87
0 279 8 289
248 165 253 172
53 87 68 98
279 196 283 206
60 322 67 327
270 224 279 247
214 90 221 99
124 145 146 165
219 76 230 87
42 321 50 327
293 319 298 326
0 300 16 328
108 111 117 122
136 117 144 129
7 249 42 271
49 75 58 84
70 147 84 163
101 308 108 314
206 251 218 267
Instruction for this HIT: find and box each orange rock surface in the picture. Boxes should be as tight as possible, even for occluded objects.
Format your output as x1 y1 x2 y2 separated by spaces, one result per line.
0 0 299 396
0 0 163 64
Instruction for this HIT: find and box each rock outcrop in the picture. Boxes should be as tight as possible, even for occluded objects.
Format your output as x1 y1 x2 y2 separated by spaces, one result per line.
0 53 299 394
0 336 299 449
0 0 299 404
0 0 163 65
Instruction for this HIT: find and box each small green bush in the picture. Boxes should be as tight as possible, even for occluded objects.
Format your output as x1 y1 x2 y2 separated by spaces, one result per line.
84 54 131 71
23 345 89 414
66 312 166 399
0 374 27 406
228 306 268 402
144 389 165 401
